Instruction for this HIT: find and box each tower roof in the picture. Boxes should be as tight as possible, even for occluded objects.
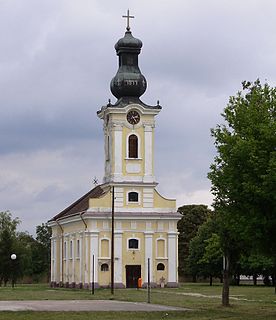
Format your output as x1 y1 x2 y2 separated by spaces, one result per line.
110 27 147 100
98 11 161 112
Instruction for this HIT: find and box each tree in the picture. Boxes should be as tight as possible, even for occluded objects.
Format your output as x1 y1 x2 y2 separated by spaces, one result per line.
188 216 223 285
32 223 52 281
0 211 20 286
177 205 211 279
240 252 274 286
208 80 276 305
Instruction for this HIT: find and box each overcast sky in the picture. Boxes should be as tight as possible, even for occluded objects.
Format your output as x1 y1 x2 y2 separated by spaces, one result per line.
1 0 276 234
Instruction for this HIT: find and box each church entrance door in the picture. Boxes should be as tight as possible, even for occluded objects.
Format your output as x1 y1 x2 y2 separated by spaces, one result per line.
125 265 141 288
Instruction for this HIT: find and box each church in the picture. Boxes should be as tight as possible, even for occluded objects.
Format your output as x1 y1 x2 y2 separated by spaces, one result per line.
48 12 181 288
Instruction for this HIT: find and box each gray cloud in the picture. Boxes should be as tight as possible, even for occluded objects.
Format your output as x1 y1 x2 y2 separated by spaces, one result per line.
1 0 276 234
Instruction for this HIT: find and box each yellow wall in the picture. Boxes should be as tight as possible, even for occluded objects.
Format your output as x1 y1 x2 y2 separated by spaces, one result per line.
154 190 176 209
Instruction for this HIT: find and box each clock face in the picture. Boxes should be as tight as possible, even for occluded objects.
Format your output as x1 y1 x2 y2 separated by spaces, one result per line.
127 110 140 125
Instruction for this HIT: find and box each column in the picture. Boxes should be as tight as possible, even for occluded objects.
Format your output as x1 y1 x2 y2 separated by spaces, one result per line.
65 236 69 284
71 235 75 284
113 124 123 181
91 231 99 285
144 231 153 284
79 233 83 285
84 232 89 286
59 236 63 283
54 239 58 283
167 232 178 286
114 231 123 287
144 125 154 183
50 238 54 283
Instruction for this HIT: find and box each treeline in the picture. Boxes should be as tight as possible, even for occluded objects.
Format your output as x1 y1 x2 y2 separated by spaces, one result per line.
178 204 275 286
0 211 51 286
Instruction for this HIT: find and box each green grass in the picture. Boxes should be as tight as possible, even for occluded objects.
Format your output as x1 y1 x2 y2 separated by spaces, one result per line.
0 283 275 320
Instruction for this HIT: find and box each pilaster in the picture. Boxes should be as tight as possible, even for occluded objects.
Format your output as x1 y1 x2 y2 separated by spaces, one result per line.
167 231 178 286
90 231 99 285
144 231 154 283
114 231 123 285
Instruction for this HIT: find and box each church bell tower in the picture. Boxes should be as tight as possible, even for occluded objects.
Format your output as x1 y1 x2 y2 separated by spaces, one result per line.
97 12 161 191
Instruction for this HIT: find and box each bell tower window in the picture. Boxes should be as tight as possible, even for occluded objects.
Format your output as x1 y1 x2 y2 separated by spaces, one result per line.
128 134 138 158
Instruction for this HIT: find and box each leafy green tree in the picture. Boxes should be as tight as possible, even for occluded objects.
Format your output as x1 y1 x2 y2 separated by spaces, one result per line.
188 217 222 285
15 232 36 280
32 223 52 281
240 252 274 285
0 211 20 286
208 80 276 305
177 205 211 279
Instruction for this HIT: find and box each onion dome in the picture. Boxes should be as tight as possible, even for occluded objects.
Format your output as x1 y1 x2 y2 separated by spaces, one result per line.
110 30 147 99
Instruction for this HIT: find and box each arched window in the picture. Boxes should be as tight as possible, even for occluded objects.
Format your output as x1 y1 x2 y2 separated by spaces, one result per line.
128 134 138 158
157 263 165 271
101 263 109 272
128 191 138 202
128 238 139 249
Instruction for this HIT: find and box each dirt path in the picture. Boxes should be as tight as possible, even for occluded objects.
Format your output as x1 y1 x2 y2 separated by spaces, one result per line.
0 300 188 312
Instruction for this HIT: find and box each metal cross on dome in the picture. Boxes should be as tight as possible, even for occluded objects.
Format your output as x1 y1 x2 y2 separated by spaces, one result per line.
122 9 134 31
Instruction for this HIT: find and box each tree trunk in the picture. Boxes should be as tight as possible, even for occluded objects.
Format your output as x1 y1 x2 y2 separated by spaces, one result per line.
236 274 240 286
222 255 230 307
209 275 213 286
253 274 257 286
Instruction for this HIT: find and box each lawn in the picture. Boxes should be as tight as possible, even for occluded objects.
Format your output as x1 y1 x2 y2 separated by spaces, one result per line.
0 283 275 320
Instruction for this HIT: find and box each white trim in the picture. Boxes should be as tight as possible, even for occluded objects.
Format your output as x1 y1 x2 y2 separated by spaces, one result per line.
144 233 153 282
50 211 180 227
114 126 123 177
51 239 54 282
114 232 123 283
59 237 63 283
79 234 83 284
90 232 99 283
144 125 153 178
98 104 161 118
85 233 89 284
65 239 69 282
71 239 75 283
167 233 177 283
87 207 176 214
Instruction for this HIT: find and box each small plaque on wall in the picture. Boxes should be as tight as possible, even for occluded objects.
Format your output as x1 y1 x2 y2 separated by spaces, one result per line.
126 163 141 173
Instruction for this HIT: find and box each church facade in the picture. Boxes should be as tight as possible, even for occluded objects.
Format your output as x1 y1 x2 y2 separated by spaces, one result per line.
48 19 181 288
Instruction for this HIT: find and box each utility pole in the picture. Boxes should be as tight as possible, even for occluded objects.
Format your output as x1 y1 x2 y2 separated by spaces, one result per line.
147 258 151 303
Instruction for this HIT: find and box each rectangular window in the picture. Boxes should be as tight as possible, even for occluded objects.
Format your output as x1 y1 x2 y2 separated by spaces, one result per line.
128 238 139 249
52 241 55 260
70 240 73 259
76 239 80 258
128 192 138 202
64 241 67 259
